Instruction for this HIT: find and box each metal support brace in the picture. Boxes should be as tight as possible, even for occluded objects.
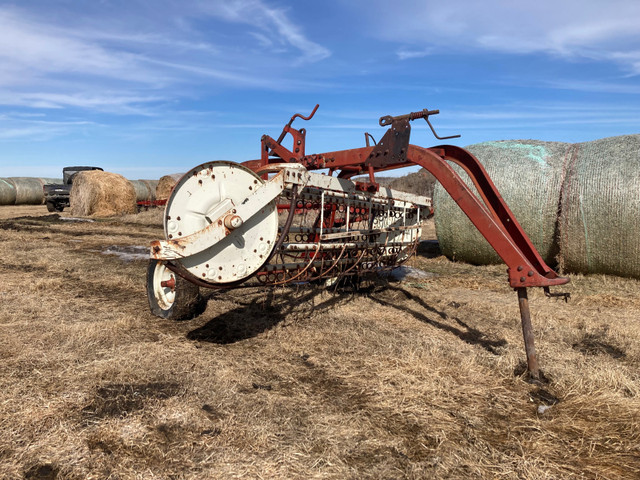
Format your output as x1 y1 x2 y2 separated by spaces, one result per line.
517 288 540 381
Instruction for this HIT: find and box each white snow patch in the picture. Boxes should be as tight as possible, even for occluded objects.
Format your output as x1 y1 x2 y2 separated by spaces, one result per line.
102 245 149 262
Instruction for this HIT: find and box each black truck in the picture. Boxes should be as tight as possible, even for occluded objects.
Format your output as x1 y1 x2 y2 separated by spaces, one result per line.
43 166 103 212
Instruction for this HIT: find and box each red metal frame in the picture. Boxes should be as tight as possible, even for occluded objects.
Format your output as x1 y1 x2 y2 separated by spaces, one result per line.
243 109 569 292
244 106 571 380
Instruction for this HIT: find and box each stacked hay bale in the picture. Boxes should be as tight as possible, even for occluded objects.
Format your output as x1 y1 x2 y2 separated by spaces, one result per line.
558 135 640 278
130 179 159 202
0 177 63 205
156 173 183 201
434 140 570 265
433 134 640 278
0 174 159 206
144 180 159 200
0 178 17 205
70 170 137 217
1 177 61 205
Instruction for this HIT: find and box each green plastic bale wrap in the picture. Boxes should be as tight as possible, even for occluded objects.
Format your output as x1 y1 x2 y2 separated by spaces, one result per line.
434 140 571 265
0 178 17 205
558 135 640 278
7 177 47 205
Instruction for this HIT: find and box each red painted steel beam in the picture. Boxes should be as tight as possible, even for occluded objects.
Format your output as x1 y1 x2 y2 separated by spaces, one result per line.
406 144 568 288
243 127 568 290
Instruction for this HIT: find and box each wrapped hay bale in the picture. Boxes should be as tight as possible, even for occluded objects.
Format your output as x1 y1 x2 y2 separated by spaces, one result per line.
0 178 17 205
7 177 48 205
434 140 571 265
129 179 158 202
558 135 640 278
0 177 62 205
143 180 158 200
70 170 136 217
156 173 183 201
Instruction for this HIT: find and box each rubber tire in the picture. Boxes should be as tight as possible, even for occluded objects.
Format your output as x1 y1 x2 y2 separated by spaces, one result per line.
46 201 64 212
146 260 205 320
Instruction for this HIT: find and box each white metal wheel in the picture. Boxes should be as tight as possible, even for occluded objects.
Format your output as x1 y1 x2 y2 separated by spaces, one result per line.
163 161 279 285
146 260 204 320
152 261 175 311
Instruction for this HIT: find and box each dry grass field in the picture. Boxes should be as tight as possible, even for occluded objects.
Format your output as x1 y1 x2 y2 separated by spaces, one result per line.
1 205 639 479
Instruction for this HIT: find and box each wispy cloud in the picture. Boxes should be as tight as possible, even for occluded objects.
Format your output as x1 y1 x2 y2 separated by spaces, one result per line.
0 8 162 87
0 115 97 141
396 48 432 60
442 102 640 139
541 79 640 95
361 0 640 74
198 0 331 63
0 1 332 118
0 91 167 116
0 0 637 164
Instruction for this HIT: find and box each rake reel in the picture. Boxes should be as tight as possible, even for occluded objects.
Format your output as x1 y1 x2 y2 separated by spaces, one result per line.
147 106 569 380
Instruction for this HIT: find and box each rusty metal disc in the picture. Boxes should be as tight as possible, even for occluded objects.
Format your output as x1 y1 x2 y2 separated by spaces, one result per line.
164 161 278 284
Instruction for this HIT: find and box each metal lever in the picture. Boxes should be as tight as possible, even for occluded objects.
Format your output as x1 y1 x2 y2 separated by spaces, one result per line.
379 108 439 126
424 115 461 140
276 104 319 145
379 108 461 140
364 132 377 147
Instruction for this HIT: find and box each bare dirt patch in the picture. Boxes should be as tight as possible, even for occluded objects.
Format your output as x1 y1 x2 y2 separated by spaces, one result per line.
0 206 639 479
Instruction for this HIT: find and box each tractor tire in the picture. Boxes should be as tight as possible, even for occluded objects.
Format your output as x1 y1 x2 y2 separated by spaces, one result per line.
46 201 64 212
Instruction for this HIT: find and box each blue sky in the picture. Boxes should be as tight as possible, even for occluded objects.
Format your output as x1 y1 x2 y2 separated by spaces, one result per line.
0 0 639 178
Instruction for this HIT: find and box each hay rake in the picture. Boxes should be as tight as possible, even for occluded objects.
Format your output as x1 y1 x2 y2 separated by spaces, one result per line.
147 105 569 380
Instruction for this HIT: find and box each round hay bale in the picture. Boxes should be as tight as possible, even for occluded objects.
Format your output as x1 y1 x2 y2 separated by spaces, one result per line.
142 179 158 201
558 134 640 278
129 179 158 201
7 177 47 205
156 173 183 201
130 180 154 202
70 170 137 217
0 178 17 205
434 140 571 265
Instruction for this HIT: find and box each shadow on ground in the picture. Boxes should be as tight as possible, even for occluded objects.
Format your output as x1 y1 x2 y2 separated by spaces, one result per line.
370 284 508 355
416 240 441 258
187 284 354 344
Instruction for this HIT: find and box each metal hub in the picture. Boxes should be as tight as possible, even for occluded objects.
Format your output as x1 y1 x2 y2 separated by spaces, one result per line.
152 262 175 310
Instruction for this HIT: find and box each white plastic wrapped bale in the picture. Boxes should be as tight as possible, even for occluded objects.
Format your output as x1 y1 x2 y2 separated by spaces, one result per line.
558 135 640 278
0 178 17 205
433 140 571 266
129 179 159 202
7 177 48 205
